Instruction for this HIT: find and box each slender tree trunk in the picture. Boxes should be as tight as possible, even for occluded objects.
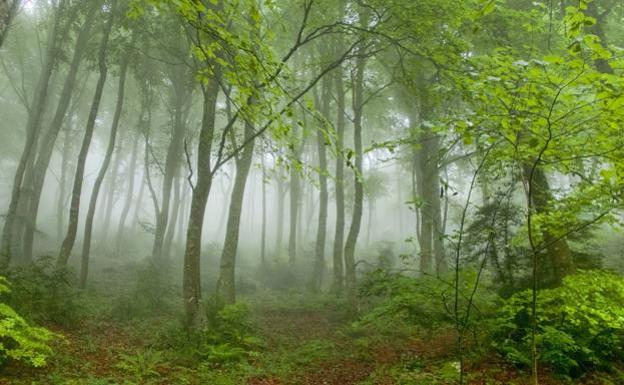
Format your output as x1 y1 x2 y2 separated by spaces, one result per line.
177 182 189 247
412 152 422 264
412 108 446 275
143 131 160 225
429 133 446 274
101 136 123 241
343 47 366 300
152 99 188 262
332 65 346 292
21 3 98 263
218 117 256 304
116 129 140 247
313 77 330 291
288 124 303 263
216 168 232 241
260 154 267 264
1 1 64 264
183 77 219 329
57 6 114 267
274 168 286 257
367 198 373 246
79 39 129 287
163 172 182 257
56 126 72 243
132 164 147 232
522 164 572 285
0 0 21 48
397 163 404 239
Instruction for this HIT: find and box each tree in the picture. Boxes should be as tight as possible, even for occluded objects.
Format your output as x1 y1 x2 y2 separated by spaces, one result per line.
58 2 116 268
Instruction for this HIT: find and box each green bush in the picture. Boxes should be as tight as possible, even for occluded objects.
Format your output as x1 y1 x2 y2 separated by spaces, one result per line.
197 301 263 366
115 348 165 383
110 261 177 321
355 268 496 335
0 276 57 367
7 257 80 325
493 270 624 377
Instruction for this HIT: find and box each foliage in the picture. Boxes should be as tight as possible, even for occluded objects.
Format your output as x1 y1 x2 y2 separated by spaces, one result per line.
492 270 624 377
197 301 263 366
362 360 461 385
6 257 80 325
355 268 496 337
0 276 57 368
115 348 165 384
110 261 177 321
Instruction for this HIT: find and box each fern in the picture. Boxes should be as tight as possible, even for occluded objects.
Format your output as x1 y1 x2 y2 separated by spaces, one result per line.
0 276 58 367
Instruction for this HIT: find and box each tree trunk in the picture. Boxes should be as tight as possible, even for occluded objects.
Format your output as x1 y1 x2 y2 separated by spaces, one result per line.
163 172 182 257
56 125 72 243
274 168 286 256
0 0 20 47
412 112 446 275
116 128 140 248
523 164 573 285
100 135 123 242
57 5 114 268
21 3 98 263
143 121 160 225
260 154 267 264
332 65 346 292
79 39 129 287
312 77 330 292
216 168 232 241
288 148 301 263
183 77 219 329
343 47 366 299
132 164 147 232
152 73 191 261
177 177 189 247
1 1 64 264
218 117 256 304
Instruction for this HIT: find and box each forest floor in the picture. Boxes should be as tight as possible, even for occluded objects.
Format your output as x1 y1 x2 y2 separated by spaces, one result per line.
1 286 620 384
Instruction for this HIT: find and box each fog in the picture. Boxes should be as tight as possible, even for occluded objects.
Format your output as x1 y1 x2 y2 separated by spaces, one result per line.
1 0 624 384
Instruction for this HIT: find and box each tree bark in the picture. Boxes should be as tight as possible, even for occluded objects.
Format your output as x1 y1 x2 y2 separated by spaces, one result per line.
116 128 140 248
260 154 267 264
343 47 366 299
100 134 123 241
21 3 98 263
218 116 256 304
57 5 114 268
56 125 72 243
79 34 129 287
274 167 286 256
152 65 192 261
312 77 330 291
288 126 302 263
176 178 189 247
1 1 64 264
163 172 182 257
183 77 219 329
522 164 573 285
0 0 20 48
332 65 346 292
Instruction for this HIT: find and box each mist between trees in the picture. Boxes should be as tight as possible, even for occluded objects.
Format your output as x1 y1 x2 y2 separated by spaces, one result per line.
0 1 624 384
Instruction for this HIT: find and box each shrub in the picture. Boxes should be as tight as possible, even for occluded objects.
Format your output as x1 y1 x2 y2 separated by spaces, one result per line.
197 301 263 366
115 348 165 383
110 261 177 321
355 268 496 336
6 257 79 325
0 276 57 367
492 270 624 377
